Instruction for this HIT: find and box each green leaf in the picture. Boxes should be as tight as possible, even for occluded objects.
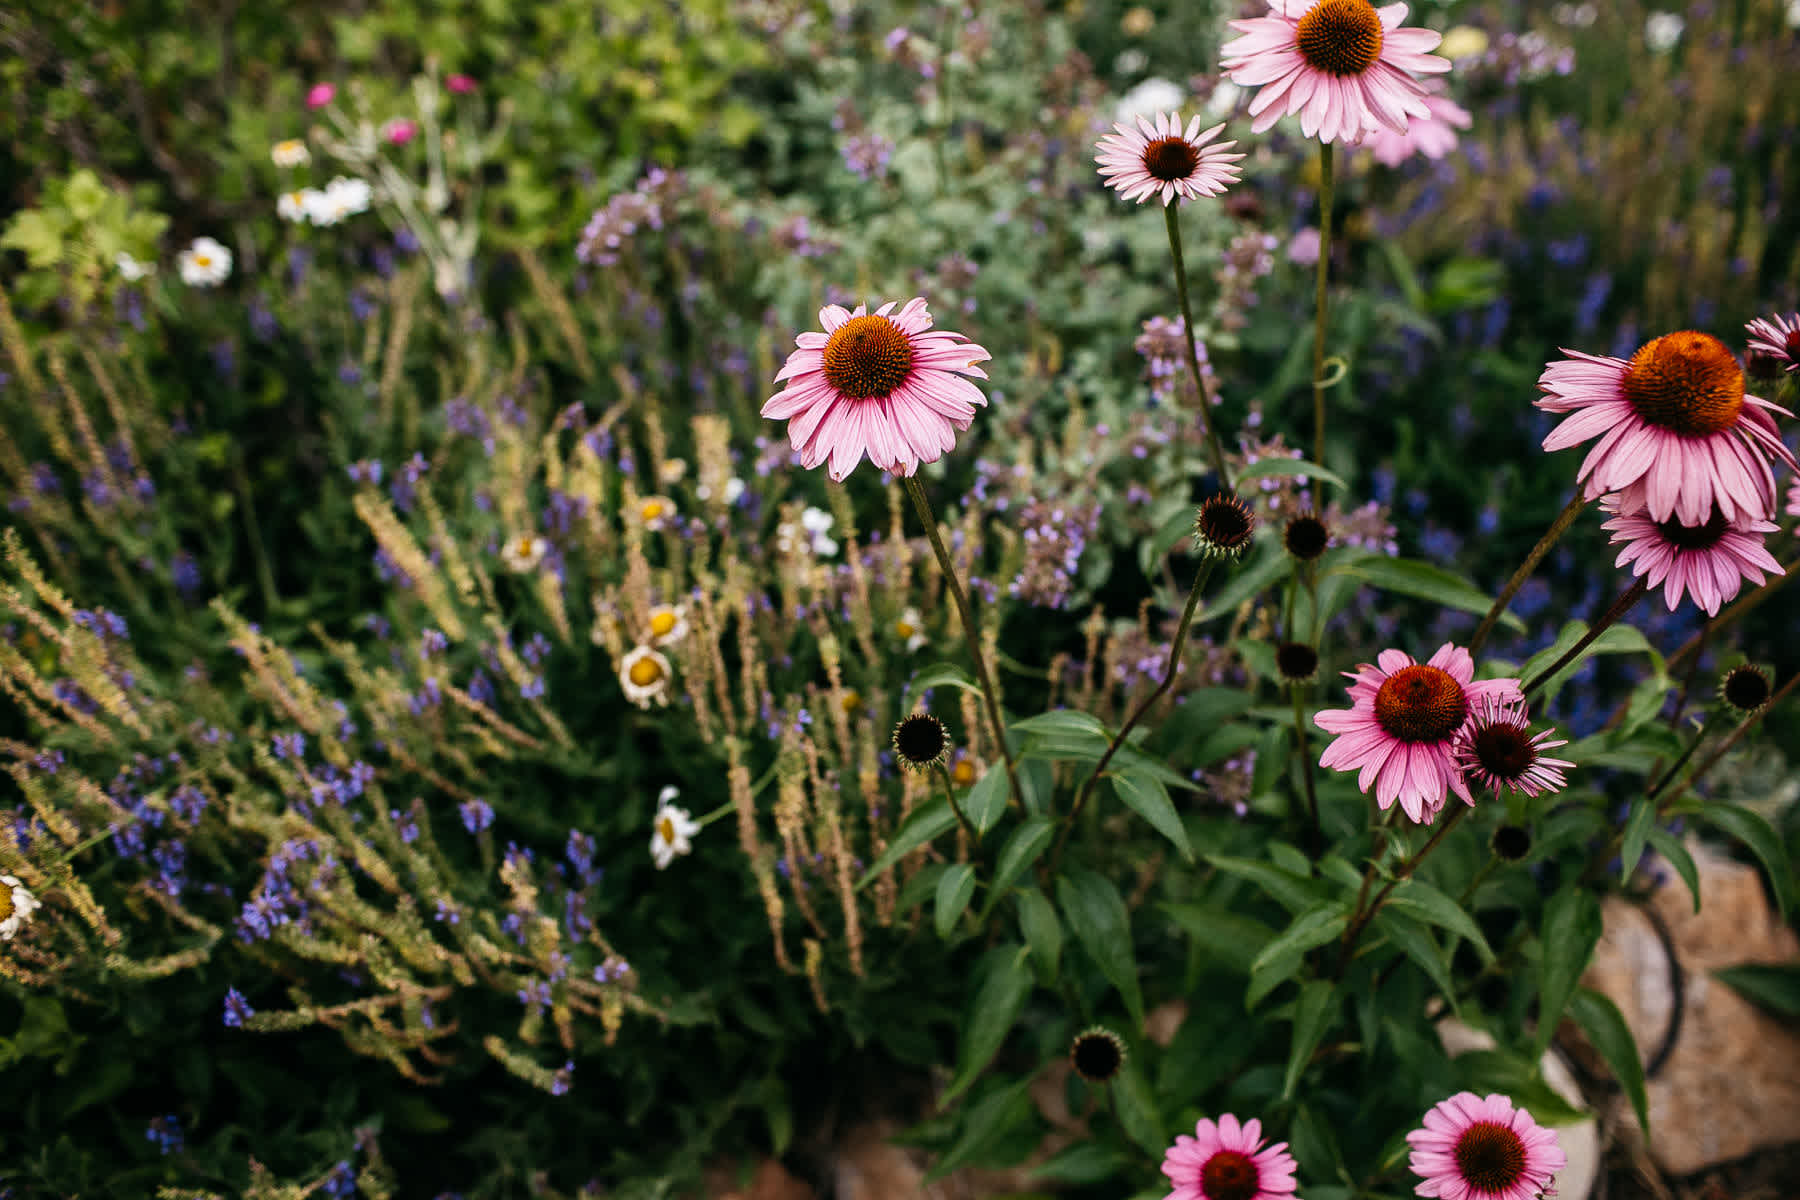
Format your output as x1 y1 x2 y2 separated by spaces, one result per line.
908 661 983 699
935 864 977 939
989 815 1054 900
1521 621 1658 703
1233 456 1349 492
1 210 65 268
1194 542 1289 624
1251 902 1348 975
1702 803 1791 921
1112 769 1193 861
927 1077 1038 1179
1057 870 1144 1030
1534 888 1603 1058
1015 709 1115 761
1384 879 1495 963
1282 980 1337 1100
1016 887 1063 980
1712 964 1800 1018
943 947 1034 1104
1112 1060 1167 1156
1162 904 1278 976
1032 1142 1131 1185
1205 854 1326 913
1644 826 1700 913
856 799 955 890
895 863 950 914
1373 911 1458 1012
1341 557 1524 632
1569 988 1649 1137
1453 1050 1587 1127
1618 798 1656 880
964 760 1010 835
1141 502 1200 578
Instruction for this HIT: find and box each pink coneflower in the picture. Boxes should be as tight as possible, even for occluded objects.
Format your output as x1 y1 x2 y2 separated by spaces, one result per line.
1407 1092 1565 1200
446 73 478 94
1315 643 1522 823
305 83 336 110
762 299 992 482
383 118 418 146
1162 1113 1299 1200
1601 496 1782 616
1095 112 1244 206
1363 79 1472 166
1746 312 1800 373
1220 0 1451 145
1452 695 1572 799
1536 332 1798 524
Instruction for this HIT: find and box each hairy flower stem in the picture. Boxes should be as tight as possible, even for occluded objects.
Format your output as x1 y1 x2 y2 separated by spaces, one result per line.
1469 490 1587 658
1521 577 1650 700
1164 204 1232 489
1049 560 1216 874
902 476 1020 805
936 763 978 846
1653 670 1799 807
1338 805 1468 977
1290 682 1322 851
1310 142 1335 474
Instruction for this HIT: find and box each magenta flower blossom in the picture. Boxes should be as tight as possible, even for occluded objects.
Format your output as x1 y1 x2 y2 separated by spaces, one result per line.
1095 112 1244 206
383 119 418 146
1315 643 1522 824
1363 80 1472 166
1602 496 1783 616
762 299 992 482
1452 695 1573 800
1536 332 1798 524
446 73 478 94
1746 311 1800 373
305 83 337 110
1220 0 1451 145
1407 1092 1565 1200
1162 1113 1299 1200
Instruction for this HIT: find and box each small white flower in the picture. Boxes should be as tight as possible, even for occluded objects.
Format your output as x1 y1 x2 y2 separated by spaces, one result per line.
271 138 311 168
314 176 372 224
894 606 927 652
620 645 673 709
774 521 801 555
1114 76 1184 125
723 477 747 505
658 458 689 485
637 496 676 532
800 506 838 557
177 237 232 287
1645 11 1684 51
1 874 41 941
1204 79 1242 119
115 252 153 281
650 788 699 869
277 189 316 223
1788 0 1800 29
500 533 548 573
647 603 689 647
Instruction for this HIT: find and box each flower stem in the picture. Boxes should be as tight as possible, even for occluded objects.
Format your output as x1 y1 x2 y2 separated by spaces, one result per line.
1338 805 1468 975
1469 489 1587 658
1163 203 1232 490
902 475 1019 805
1290 680 1322 851
936 762 978 845
1521 577 1650 700
1645 713 1714 801
1049 559 1216 874
1653 669 1799 807
1310 141 1335 474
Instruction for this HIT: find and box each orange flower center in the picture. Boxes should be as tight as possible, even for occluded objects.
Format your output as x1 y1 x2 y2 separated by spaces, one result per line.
641 500 666 522
951 757 976 787
1453 1121 1527 1191
1296 0 1386 76
1374 664 1467 743
1621 332 1745 435
1199 1150 1260 1200
0 889 14 922
628 657 664 687
649 610 679 638
1652 505 1730 551
194 254 213 268
822 314 914 399
1143 136 1201 182
656 815 678 844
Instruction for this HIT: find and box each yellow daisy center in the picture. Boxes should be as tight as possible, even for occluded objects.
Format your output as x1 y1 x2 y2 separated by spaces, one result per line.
656 815 677 844
895 620 916 639
194 254 213 268
1296 0 1386 76
840 690 863 713
628 657 664 687
0 890 14 922
649 610 678 638
951 758 976 787
641 500 666 522
1374 664 1467 743
1621 332 1745 436
822 314 915 399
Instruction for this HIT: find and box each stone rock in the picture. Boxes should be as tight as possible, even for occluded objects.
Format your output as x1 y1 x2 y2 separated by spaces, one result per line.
1577 837 1800 1175
703 1158 816 1200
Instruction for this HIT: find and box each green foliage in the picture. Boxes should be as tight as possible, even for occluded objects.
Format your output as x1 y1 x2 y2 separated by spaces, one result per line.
1 170 169 319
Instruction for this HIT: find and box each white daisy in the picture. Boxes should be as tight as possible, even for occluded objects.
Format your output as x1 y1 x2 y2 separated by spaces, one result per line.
647 604 689 647
500 533 548 573
637 496 676 532
894 606 927 652
177 237 232 287
620 645 673 709
309 177 372 225
650 787 699 869
1 874 41 941
1645 11 1684 50
277 189 318 223
271 139 311 168
800 506 838 557
115 252 154 281
723 477 747 505
658 458 689 485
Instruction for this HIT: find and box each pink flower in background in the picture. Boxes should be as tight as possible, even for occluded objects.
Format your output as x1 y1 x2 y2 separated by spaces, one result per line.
1746 311 1800 373
383 119 418 146
1363 80 1472 165
1316 643 1522 824
1285 227 1321 265
1788 478 1800 519
1095 112 1244 206
1162 1113 1298 1200
1220 0 1451 145
1407 1092 1565 1200
1536 332 1797 524
1601 495 1782 616
1452 696 1573 799
446 73 478 94
305 83 337 110
762 299 992 481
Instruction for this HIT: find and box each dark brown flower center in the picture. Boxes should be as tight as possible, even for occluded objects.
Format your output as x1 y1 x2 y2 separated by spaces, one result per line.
1069 1029 1125 1082
1470 720 1535 781
1722 665 1772 712
1453 1121 1528 1191
1651 506 1730 551
1621 332 1745 435
1277 641 1320 681
822 314 915 399
1195 494 1257 556
1374 665 1467 743
1200 1150 1261 1200
1295 0 1386 76
1284 512 1331 561
1143 135 1201 182
893 714 948 768
1492 824 1532 860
